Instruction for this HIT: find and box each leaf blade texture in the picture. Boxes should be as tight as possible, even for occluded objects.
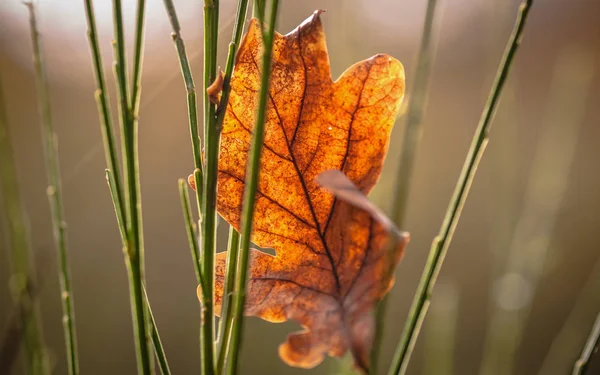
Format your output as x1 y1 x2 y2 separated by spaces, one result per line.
194 10 408 372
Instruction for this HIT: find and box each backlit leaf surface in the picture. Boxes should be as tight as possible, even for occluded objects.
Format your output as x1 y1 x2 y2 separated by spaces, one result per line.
194 10 408 371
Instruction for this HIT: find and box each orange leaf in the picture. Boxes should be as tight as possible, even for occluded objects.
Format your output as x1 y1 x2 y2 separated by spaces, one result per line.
196 10 408 372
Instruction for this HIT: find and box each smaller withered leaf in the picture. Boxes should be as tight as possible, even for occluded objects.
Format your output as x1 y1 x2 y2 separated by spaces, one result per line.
192 10 407 372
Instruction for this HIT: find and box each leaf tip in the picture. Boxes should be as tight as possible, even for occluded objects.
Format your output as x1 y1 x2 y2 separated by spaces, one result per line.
187 174 196 191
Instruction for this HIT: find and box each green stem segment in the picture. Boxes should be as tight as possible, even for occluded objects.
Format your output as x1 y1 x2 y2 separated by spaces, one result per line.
388 1 534 374
144 287 172 375
84 0 157 373
216 227 240 375
210 3 250 366
573 313 600 375
370 0 439 373
201 0 220 373
0 73 49 375
227 2 280 374
83 0 126 221
106 171 171 375
214 0 249 133
110 0 152 372
162 0 204 213
24 3 78 374
178 177 204 287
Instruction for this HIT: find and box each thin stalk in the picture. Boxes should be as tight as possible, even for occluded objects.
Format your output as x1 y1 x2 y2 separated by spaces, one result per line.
214 0 250 133
84 0 159 373
199 0 250 372
143 287 172 375
83 0 126 224
0 73 49 375
106 171 171 374
106 170 127 243
130 0 147 115
162 0 204 213
110 0 131 199
209 0 250 362
253 0 265 21
573 313 600 375
84 2 154 372
369 0 439 372
109 0 152 373
226 2 280 374
200 0 220 373
128 3 152 372
387 1 534 374
216 227 240 375
178 177 203 286
24 3 79 374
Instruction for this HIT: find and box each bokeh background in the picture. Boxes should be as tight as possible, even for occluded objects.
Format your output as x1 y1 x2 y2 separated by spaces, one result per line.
1 0 599 374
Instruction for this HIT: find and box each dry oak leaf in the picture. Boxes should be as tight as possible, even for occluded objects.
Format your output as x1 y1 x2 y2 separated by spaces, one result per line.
197 10 408 372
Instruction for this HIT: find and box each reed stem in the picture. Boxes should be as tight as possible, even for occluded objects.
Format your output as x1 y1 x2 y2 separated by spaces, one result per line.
226 2 280 373
0 72 49 375
200 0 220 373
178 177 204 285
388 1 534 374
83 0 154 372
216 227 240 375
369 0 439 372
573 313 600 375
162 0 204 214
24 3 78 373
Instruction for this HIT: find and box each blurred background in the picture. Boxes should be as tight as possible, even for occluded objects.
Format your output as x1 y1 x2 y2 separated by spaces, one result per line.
1 0 599 374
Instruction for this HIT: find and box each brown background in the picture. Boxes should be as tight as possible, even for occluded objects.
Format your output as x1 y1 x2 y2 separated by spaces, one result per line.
1 0 599 374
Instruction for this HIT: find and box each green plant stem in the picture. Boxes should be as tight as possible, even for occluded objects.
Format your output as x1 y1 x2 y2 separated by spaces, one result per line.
387 1 534 374
0 73 49 375
200 0 220 374
227 2 280 374
369 0 439 373
128 4 152 373
143 286 171 375
214 0 249 133
106 170 170 374
178 177 204 286
106 170 128 242
162 0 204 212
24 3 78 374
253 0 265 20
109 0 152 373
216 227 240 375
130 0 146 115
573 313 600 375
83 0 126 224
84 0 161 374
210 1 251 362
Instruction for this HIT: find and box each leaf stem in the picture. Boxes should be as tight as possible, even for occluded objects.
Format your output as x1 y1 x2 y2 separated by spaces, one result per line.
370 0 439 372
226 2 280 374
388 1 534 374
24 3 79 374
201 0 220 372
573 312 600 375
